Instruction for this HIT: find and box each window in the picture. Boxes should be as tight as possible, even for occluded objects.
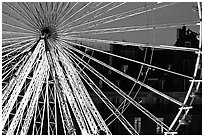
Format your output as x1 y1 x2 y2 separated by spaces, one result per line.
115 80 121 88
157 98 164 110
183 60 189 74
121 65 128 73
185 41 191 48
99 80 103 89
134 117 141 134
112 120 119 133
113 97 120 107
136 98 142 104
147 78 159 89
156 118 164 134
120 48 135 59
160 79 165 90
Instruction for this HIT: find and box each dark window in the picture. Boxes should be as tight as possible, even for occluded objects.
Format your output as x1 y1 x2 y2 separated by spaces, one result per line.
185 41 191 48
134 117 142 134
113 97 120 107
156 118 164 134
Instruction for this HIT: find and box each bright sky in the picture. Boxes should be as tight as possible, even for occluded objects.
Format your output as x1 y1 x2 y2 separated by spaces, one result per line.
2 2 200 51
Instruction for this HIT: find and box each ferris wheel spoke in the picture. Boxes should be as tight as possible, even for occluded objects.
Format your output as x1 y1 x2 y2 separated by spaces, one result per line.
62 35 200 53
61 39 194 80
17 2 41 29
52 46 96 133
58 2 114 32
49 3 59 23
171 16 202 130
45 2 49 12
36 85 47 135
45 47 89 134
90 2 125 21
2 54 28 82
52 2 58 11
21 2 44 28
56 87 76 135
46 82 58 135
50 45 106 135
63 21 199 36
2 36 35 43
57 2 79 27
58 2 92 30
2 11 38 33
64 45 188 131
107 9 156 124
2 22 36 34
46 50 92 135
3 52 29 70
30 3 45 26
2 55 30 105
50 2 54 11
119 48 154 116
71 2 125 31
110 61 151 123
22 54 49 135
38 2 49 26
31 80 48 135
88 2 102 12
3 57 36 132
45 3 55 27
2 38 35 54
61 2 113 29
72 2 125 30
58 2 173 33
6 52 48 135
66 50 139 135
60 37 142 119
2 40 34 51
16 2 41 29
2 30 34 36
42 66 58 135
4 3 39 31
54 2 71 24
20 66 49 135
62 41 184 107
176 79 201 130
57 2 154 33
106 82 141 126
169 50 201 131
51 2 60 20
65 43 171 133
79 49 94 71
81 3 176 31
55 58 98 134
2 40 45 129
2 40 35 59
168 82 195 131
55 45 111 134
2 36 36 44
58 2 93 28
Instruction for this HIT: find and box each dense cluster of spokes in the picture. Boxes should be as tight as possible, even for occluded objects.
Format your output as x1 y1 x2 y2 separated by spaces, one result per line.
2 2 202 135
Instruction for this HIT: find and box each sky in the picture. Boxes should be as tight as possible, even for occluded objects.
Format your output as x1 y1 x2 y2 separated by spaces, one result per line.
2 2 200 51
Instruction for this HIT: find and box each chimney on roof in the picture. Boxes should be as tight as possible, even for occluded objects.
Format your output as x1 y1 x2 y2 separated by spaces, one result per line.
181 26 186 38
177 26 187 40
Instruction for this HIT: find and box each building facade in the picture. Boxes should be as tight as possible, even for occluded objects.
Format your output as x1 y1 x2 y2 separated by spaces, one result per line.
87 26 201 135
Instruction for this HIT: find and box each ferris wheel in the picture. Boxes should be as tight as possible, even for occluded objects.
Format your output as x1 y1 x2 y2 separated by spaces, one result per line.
2 2 202 135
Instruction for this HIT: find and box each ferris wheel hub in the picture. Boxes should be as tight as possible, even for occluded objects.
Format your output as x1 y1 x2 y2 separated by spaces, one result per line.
40 26 57 40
